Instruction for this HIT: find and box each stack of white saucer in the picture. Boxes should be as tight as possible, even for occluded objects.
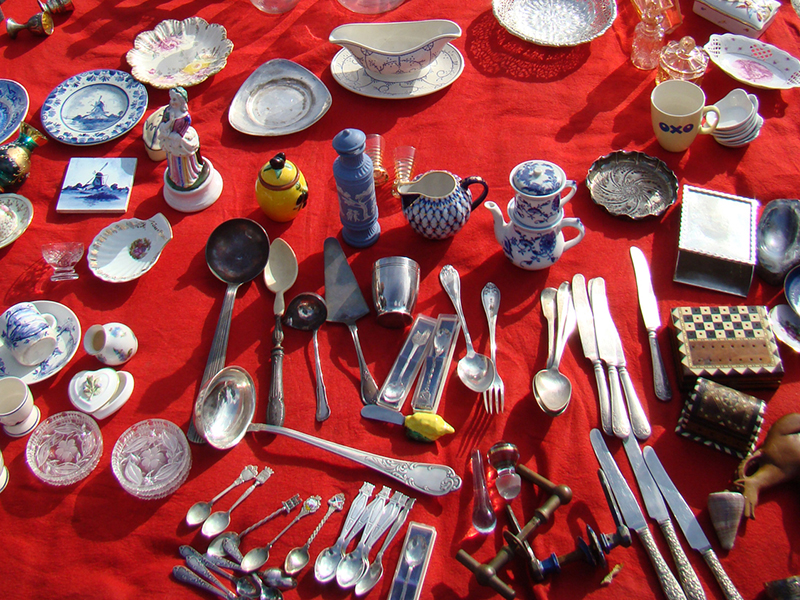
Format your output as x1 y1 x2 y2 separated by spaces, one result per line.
712 88 763 148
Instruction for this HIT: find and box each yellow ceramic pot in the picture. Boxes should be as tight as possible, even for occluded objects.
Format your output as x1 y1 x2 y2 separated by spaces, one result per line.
255 152 308 222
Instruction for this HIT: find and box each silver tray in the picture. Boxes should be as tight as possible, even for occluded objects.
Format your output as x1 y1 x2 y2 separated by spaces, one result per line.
586 150 678 219
493 0 617 47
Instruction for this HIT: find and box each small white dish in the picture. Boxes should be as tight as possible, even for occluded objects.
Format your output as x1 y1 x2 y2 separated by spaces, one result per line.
714 115 763 147
713 89 755 131
0 80 29 144
705 34 800 90
69 368 134 419
40 70 148 146
331 43 464 99
26 411 103 486
229 59 332 136
0 193 33 249
0 300 81 384
770 304 800 352
126 17 233 89
87 213 173 282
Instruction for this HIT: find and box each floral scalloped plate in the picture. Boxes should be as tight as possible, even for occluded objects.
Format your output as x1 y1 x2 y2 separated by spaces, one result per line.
705 34 800 90
126 17 234 89
26 411 103 486
0 79 29 144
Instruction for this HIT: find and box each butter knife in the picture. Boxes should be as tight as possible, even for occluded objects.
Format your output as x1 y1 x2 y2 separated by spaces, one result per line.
609 315 651 440
590 430 687 600
630 246 672 401
623 436 705 600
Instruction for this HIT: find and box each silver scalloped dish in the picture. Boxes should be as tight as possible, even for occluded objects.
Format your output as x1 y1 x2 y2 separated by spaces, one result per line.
705 34 800 90
493 0 617 47
0 193 33 249
26 411 103 486
126 17 234 89
586 150 678 219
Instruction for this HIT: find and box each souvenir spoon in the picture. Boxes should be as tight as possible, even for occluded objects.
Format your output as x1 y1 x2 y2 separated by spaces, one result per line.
240 496 322 573
533 282 574 416
285 493 346 576
438 265 494 393
188 219 270 444
186 465 259 527
202 467 274 538
263 238 298 427
283 292 330 422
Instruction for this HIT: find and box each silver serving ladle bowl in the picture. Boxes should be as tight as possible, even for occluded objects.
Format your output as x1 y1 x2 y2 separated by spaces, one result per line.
195 366 257 450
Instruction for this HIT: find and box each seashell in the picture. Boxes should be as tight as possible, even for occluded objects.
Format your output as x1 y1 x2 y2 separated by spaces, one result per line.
765 575 800 599
707 490 745 550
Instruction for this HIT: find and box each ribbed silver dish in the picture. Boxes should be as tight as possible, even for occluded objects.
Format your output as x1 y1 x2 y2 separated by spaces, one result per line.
493 0 617 47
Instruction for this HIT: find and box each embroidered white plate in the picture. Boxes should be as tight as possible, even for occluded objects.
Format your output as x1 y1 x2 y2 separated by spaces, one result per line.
40 70 148 146
0 193 33 249
331 44 464 99
493 0 617 47
127 17 233 89
0 79 29 144
705 34 800 90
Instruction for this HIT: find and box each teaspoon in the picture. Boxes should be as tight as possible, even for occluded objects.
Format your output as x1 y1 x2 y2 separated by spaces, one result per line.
533 283 574 416
398 534 429 600
284 493 345 576
438 265 494 393
186 465 258 527
202 467 274 538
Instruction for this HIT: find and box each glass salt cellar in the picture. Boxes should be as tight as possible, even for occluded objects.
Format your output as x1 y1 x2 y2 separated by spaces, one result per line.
656 36 709 85
631 9 664 71
487 441 522 500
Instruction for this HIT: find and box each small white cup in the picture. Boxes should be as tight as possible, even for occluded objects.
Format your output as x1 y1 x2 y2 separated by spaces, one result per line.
651 80 721 152
0 377 39 437
0 302 58 366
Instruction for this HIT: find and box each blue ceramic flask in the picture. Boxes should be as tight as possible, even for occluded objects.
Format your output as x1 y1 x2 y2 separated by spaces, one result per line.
332 128 380 248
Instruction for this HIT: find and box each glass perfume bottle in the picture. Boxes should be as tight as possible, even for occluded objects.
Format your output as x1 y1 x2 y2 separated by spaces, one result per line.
470 449 496 534
631 9 664 71
656 36 709 85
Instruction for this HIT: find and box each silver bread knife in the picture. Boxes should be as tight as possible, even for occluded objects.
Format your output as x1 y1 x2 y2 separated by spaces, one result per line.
590 429 687 600
623 436 705 600
630 246 672 401
643 447 744 600
572 274 612 435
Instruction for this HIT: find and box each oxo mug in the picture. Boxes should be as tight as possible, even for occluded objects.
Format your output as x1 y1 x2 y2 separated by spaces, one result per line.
0 302 58 366
651 80 720 152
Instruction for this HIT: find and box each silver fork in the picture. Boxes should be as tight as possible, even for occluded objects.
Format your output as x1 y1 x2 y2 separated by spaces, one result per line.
481 283 504 413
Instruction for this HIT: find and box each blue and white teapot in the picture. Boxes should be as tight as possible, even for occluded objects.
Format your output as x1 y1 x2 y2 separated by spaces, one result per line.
398 170 488 240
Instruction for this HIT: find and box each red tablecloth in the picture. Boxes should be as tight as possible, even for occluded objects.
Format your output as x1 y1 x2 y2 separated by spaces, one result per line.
1 0 799 598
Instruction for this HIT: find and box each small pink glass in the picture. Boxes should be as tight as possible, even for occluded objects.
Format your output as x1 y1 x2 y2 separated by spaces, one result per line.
42 242 83 281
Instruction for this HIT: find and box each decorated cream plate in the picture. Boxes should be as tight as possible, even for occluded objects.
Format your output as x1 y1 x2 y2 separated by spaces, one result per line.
88 213 173 282
0 79 29 144
229 59 332 136
0 300 81 384
41 70 148 146
705 34 800 90
331 43 464 99
0 193 33 249
127 17 233 89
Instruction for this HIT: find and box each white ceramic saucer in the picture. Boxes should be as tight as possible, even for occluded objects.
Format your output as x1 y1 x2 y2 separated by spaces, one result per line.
0 300 81 384
0 194 33 249
331 43 464 99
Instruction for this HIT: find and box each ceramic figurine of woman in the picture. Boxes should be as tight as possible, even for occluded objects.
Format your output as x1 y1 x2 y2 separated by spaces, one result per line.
156 87 223 212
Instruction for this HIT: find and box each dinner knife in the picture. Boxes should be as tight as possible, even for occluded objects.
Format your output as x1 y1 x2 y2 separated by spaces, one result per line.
630 246 672 402
623 436 705 600
609 315 651 440
571 274 612 435
643 447 744 600
590 429 687 600
588 278 630 439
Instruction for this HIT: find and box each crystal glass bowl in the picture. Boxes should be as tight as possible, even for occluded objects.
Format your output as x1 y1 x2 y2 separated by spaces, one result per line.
26 411 103 486
111 419 191 500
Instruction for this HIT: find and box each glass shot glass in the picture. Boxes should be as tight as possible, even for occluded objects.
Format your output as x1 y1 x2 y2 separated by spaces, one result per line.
365 134 390 187
42 242 84 281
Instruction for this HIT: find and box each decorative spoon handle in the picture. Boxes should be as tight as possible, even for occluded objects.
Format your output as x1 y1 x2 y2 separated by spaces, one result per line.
375 496 415 560
312 330 330 421
239 493 302 539
439 265 474 354
267 315 285 426
173 566 234 600
210 465 258 505
185 555 232 595
228 467 273 514
304 493 345 548
348 323 379 405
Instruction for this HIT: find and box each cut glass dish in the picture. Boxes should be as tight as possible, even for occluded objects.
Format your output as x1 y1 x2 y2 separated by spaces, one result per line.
493 0 617 47
26 411 103 486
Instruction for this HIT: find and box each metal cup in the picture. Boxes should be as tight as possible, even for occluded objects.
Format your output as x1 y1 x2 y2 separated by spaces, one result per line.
372 256 420 328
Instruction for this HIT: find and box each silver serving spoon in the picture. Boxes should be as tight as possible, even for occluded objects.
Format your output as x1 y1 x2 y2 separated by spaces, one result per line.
283 292 330 422
285 493 345 576
240 496 322 572
202 467 274 538
186 465 258 527
208 494 302 558
533 282 575 416
438 265 494 393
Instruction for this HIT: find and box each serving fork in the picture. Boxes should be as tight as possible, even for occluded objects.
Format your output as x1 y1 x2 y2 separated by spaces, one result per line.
481 283 504 413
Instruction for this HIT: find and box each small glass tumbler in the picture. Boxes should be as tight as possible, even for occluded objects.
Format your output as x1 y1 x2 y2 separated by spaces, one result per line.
365 134 389 187
42 242 83 281
392 145 416 199
249 0 300 13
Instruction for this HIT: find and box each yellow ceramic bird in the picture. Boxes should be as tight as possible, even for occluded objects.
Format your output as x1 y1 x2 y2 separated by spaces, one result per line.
404 412 455 443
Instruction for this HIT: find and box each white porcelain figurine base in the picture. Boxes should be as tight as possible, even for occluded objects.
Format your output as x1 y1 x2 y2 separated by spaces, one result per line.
163 158 223 213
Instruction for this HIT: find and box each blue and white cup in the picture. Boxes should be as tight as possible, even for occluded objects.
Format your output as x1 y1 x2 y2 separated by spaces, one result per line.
510 160 577 228
0 377 40 437
0 302 58 366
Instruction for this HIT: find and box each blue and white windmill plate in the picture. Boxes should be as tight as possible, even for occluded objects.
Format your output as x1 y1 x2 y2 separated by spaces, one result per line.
0 80 30 144
40 70 148 146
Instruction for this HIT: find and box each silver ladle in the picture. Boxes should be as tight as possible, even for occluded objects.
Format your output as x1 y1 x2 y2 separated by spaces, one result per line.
284 493 345 576
188 219 270 444
283 292 330 422
533 282 575 416
438 265 495 393
240 496 322 572
186 465 258 527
